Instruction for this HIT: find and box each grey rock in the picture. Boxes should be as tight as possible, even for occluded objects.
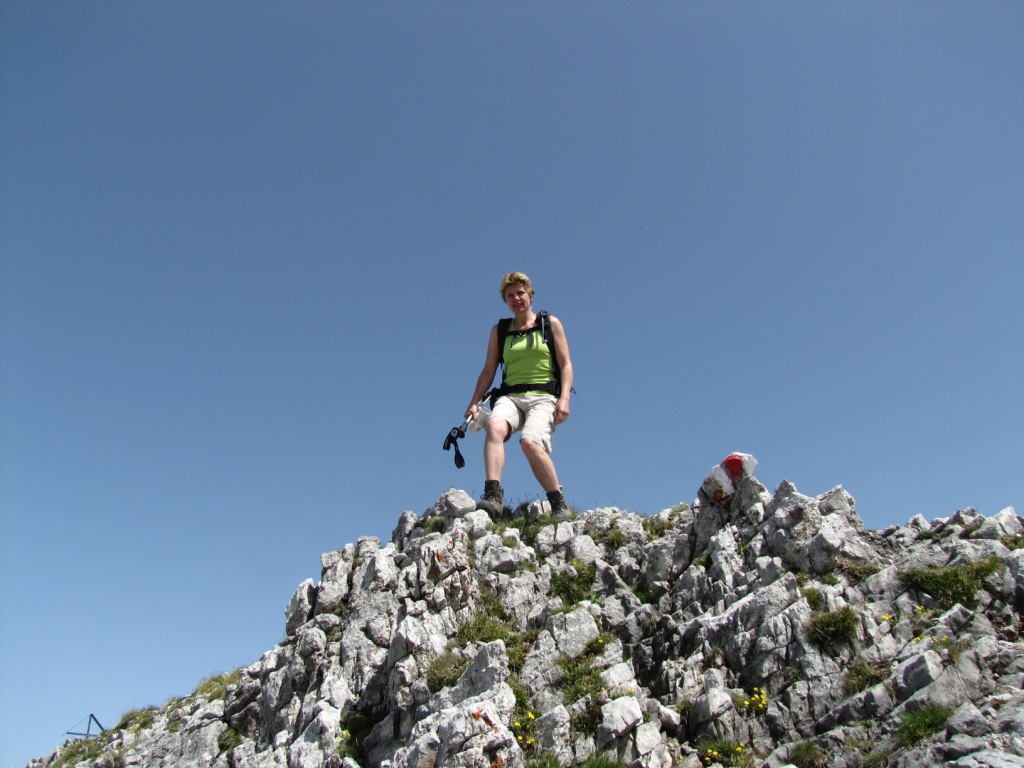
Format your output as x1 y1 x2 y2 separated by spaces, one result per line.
32 454 1024 768
597 696 643 744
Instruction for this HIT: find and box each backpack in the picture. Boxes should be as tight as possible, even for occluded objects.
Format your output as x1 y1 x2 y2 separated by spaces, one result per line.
490 310 564 406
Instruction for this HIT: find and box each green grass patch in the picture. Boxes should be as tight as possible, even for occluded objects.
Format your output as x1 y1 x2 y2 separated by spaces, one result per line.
643 516 678 539
934 634 970 663
425 650 471 693
837 557 881 583
558 631 615 706
52 738 108 768
505 513 559 548
337 708 388 765
844 656 890 693
788 740 827 768
806 607 858 649
580 753 629 768
897 701 952 747
899 557 1004 610
801 587 824 611
550 560 597 606
526 753 562 768
195 669 241 701
1001 533 1024 550
114 706 157 732
631 582 654 605
423 515 445 533
454 612 515 645
217 727 243 758
570 698 604 734
507 628 540 674
559 655 604 703
593 527 629 549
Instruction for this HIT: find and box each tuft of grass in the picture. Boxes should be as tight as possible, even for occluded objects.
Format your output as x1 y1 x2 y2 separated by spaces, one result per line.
505 513 558 548
217 727 243 758
631 582 654 605
899 557 1004 610
114 706 157 732
526 753 562 768
897 701 952 747
837 557 881 584
52 738 108 768
559 655 604 703
593 527 629 549
507 628 540 674
806 606 858 648
454 584 519 646
788 740 827 768
550 560 597 606
423 515 445 533
570 698 604 734
1001 533 1024 550
338 708 388 766
195 669 241 701
425 650 471 693
934 634 970 663
861 747 893 768
454 612 515 645
642 516 677 539
676 698 693 718
844 657 890 694
801 587 824 611
559 632 615 706
580 754 629 768
960 518 984 538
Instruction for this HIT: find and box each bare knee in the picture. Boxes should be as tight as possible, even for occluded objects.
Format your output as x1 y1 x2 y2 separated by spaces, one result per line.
486 418 512 442
520 437 545 458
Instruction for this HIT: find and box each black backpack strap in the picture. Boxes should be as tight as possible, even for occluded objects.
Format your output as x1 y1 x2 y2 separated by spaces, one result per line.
495 317 513 366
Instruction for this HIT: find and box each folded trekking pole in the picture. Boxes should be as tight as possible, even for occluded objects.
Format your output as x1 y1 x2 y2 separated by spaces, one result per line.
442 393 493 469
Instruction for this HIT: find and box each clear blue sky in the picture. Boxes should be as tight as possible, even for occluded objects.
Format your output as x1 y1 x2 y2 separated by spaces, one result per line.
2 2 1021 765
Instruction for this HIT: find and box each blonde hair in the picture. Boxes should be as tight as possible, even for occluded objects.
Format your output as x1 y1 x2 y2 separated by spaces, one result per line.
499 272 535 299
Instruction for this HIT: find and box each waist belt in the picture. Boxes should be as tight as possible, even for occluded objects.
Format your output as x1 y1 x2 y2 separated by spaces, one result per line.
489 379 560 407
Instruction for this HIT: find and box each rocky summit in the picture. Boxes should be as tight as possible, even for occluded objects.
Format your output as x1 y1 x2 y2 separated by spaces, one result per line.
32 454 1024 768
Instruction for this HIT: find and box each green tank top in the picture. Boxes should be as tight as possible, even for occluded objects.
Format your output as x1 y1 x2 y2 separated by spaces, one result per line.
503 325 555 395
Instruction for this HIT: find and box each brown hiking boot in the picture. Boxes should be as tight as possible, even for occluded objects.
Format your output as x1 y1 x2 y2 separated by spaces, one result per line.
476 481 504 516
546 489 571 521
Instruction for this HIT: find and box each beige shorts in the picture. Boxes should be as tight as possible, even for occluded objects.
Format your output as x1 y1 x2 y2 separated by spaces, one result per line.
490 394 557 453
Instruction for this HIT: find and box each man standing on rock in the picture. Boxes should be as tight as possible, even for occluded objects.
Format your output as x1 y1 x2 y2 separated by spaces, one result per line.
464 272 574 519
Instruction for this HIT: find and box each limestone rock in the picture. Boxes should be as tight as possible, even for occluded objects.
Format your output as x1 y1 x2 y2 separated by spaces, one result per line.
32 462 1024 768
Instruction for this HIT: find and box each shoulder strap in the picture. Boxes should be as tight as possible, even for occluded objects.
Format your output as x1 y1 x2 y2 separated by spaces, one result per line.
496 318 514 365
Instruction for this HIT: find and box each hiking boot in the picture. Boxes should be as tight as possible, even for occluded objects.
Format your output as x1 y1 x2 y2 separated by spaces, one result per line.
546 489 571 521
476 481 504 516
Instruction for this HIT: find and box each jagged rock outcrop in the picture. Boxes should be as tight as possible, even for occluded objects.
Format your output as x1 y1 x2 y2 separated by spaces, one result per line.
32 454 1024 768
